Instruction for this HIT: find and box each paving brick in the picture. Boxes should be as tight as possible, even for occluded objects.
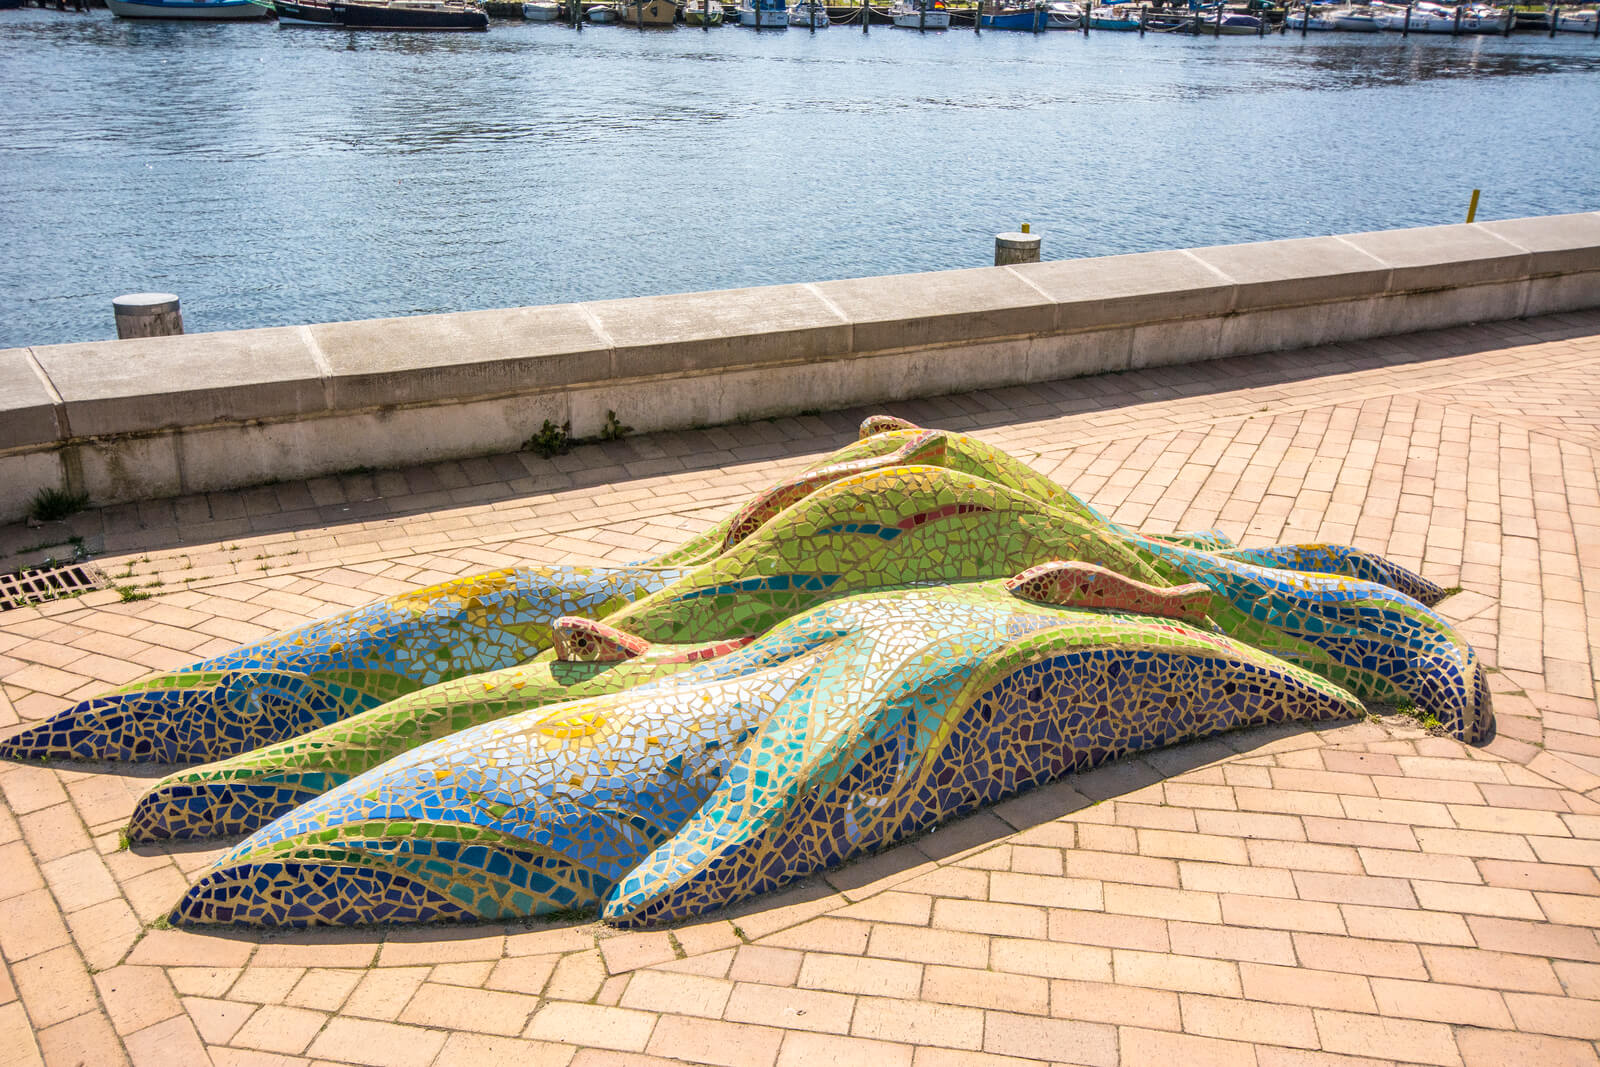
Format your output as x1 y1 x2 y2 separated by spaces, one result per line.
729 947 803 987
618 969 732 1019
931 899 1046 940
1119 1026 1259 1067
36 1009 128 1067
230 1003 328 1054
775 1030 913 1067
1412 880 1545 920
1047 909 1169 952
11 945 98 1029
1340 905 1474 946
1241 961 1376 1012
852 996 984 1050
308 1017 450 1067
646 1015 784 1067
798 953 921 998
94 965 182 1037
922 965 1049 1014
1179 992 1318 1048
1292 933 1428 980
1454 1028 1600 1067
183 995 257 1044
123 1015 209 1067
1313 1009 1463 1066
525 1003 657 1053
1113 950 1240 997
724 982 855 1035
433 1032 577 1067
989 937 1112 981
982 1011 1118 1067
1370 976 1515 1027
1168 922 1295 966
1504 991 1600 1039
399 982 540 1036
1220 894 1346 935
1467 917 1600 962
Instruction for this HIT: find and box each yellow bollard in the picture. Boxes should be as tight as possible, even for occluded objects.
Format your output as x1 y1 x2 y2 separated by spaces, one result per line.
1466 189 1480 224
1021 223 1031 234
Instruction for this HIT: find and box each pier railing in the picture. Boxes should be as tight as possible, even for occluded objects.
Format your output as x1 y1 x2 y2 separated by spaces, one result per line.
2 212 1597 521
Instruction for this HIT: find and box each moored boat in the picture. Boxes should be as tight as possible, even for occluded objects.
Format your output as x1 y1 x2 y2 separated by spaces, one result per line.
588 2 618 18
890 0 950 26
107 0 268 18
272 0 339 23
684 0 723 21
736 0 785 24
980 1 1050 28
522 0 560 17
1285 4 1380 30
618 0 676 21
330 0 489 28
1046 1 1082 26
1556 7 1597 31
787 0 828 23
1087 3 1143 28
1371 2 1469 31
1181 4 1262 31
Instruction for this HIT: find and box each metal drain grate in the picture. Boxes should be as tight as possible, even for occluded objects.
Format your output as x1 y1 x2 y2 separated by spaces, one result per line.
0 562 108 611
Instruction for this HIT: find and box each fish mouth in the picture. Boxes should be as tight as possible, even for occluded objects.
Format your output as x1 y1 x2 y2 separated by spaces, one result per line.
0 670 366 763
173 859 478 927
127 780 327 842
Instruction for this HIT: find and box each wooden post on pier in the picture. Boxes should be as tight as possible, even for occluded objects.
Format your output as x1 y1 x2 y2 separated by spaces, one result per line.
1402 3 1411 34
575 0 583 31
1451 2 1461 32
1214 2 1223 32
1300 1 1308 34
113 294 183 340
1548 3 1557 34
1501 4 1511 33
919 0 926 30
635 0 643 29
863 0 869 29
1032 0 1040 31
1139 7 1147 32
975 0 981 32
995 230 1041 266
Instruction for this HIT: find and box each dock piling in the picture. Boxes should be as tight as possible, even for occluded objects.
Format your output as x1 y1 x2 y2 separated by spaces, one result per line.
995 230 1041 266
1402 3 1411 34
113 293 183 340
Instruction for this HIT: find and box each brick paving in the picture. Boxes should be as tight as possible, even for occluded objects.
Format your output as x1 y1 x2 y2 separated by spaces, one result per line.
2 308 1600 1066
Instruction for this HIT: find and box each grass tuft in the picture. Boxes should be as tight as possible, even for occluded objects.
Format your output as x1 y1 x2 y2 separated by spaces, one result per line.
28 487 89 523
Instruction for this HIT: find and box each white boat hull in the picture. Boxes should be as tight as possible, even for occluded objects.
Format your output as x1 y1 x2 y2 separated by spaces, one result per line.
892 9 950 26
108 0 268 17
1557 11 1597 30
738 7 786 23
787 6 828 23
523 1 560 17
588 5 617 19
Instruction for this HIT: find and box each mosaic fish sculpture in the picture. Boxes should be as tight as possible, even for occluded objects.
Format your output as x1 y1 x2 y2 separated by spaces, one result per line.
0 418 1490 928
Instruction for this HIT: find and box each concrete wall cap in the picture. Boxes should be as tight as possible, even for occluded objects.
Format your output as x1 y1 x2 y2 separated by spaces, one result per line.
0 348 62 451
1188 235 1391 310
1009 249 1236 330
585 283 852 379
812 266 1057 351
311 303 611 409
1476 211 1600 275
31 326 327 438
1338 223 1532 291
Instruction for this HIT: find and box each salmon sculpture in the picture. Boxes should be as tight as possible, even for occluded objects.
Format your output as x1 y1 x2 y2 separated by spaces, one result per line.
0 418 1490 928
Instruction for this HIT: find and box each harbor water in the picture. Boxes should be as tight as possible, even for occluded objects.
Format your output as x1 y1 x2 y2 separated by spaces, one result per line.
2 7 1597 347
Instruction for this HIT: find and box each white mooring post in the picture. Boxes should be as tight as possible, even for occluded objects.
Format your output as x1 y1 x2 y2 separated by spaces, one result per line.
994 230 1041 266
113 293 184 339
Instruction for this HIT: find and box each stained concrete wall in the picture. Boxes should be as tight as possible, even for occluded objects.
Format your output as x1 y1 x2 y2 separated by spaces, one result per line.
3 212 1598 522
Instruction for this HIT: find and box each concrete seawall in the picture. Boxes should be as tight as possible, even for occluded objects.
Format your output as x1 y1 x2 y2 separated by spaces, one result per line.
3 211 1598 523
